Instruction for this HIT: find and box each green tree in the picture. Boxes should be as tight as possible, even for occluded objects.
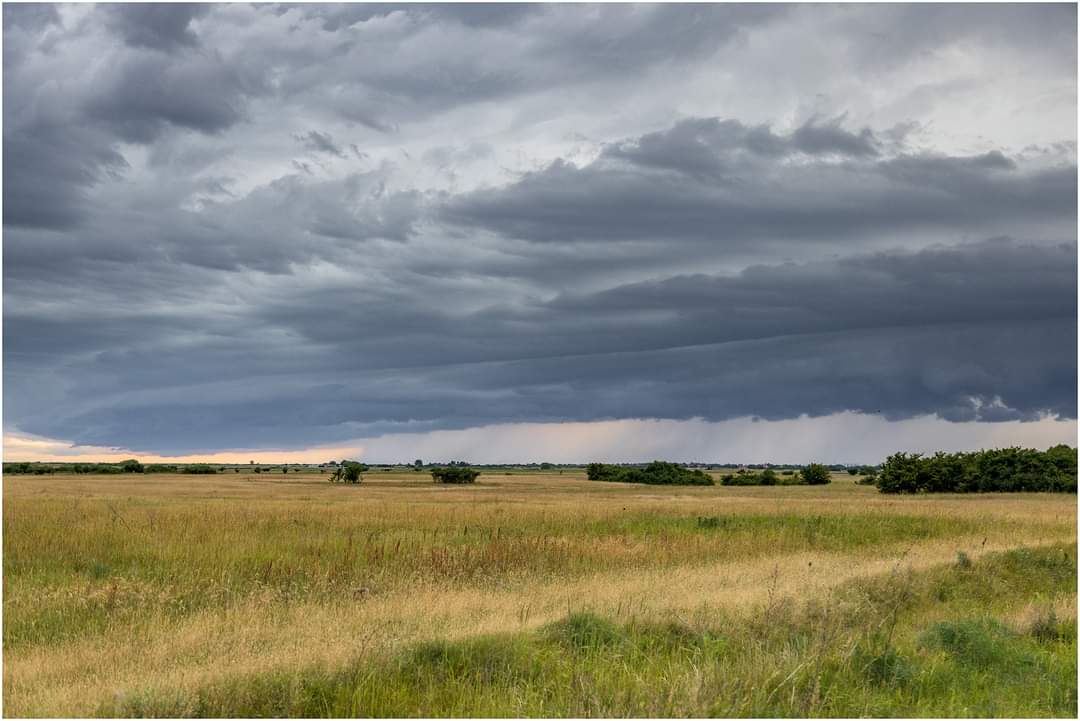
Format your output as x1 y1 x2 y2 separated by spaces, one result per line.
119 458 144 473
801 463 831 485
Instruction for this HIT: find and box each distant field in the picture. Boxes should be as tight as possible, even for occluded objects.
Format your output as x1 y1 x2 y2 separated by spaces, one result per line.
3 470 1076 717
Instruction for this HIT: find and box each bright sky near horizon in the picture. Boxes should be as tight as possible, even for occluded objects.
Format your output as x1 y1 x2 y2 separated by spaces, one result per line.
3 3 1077 463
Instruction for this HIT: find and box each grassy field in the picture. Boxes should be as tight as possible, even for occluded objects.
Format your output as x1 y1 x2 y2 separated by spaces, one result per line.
3 469 1076 717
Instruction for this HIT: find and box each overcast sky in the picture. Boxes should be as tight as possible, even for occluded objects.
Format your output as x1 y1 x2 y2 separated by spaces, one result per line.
3 3 1077 463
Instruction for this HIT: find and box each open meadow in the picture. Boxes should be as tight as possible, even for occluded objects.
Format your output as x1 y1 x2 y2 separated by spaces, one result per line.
3 469 1077 717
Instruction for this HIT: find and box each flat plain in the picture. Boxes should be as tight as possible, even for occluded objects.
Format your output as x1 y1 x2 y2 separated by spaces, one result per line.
3 469 1076 717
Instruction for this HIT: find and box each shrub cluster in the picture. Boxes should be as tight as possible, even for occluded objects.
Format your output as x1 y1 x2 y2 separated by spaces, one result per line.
586 461 714 486
182 464 218 474
721 468 780 486
431 467 480 484
876 445 1077 494
720 463 832 486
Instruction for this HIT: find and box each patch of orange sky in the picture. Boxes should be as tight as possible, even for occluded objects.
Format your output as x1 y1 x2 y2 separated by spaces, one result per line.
1 432 362 464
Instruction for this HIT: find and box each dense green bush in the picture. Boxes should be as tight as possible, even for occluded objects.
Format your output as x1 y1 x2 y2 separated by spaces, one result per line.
144 464 179 473
801 463 831 485
182 464 218 474
586 461 713 486
329 461 364 484
876 446 1077 494
431 467 480 484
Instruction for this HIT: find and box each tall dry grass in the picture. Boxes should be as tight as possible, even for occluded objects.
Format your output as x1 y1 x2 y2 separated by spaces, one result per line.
3 470 1076 716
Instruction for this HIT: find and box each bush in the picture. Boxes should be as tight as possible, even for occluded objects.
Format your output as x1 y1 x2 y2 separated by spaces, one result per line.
431 467 480 484
876 446 1077 494
119 459 144 473
182 464 217 474
329 461 364 484
586 461 713 486
801 463 831 485
721 472 760 486
722 467 824 487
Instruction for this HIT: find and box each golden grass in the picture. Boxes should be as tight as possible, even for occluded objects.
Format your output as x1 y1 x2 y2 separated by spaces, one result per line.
3 470 1076 717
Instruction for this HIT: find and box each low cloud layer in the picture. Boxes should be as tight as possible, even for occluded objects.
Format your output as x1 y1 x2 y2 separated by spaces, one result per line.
3 4 1076 458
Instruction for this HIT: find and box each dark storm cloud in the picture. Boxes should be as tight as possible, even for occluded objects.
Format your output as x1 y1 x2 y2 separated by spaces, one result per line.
260 3 784 131
84 52 251 143
2 124 129 230
295 130 346 158
2 3 60 31
791 119 880 157
601 117 879 181
12 317 1075 452
444 118 1076 246
104 3 208 51
3 3 1076 454
5 239 1075 451
1 3 771 232
2 4 259 229
293 3 542 30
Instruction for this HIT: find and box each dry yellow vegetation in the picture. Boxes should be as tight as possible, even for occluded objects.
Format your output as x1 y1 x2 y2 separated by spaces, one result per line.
3 469 1076 717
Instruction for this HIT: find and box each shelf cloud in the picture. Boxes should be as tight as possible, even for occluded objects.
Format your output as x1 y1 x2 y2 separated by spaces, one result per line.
3 3 1076 460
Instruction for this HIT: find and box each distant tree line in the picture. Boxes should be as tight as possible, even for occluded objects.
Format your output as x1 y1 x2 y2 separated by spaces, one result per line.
875 446 1076 494
2 460 219 475
587 461 713 486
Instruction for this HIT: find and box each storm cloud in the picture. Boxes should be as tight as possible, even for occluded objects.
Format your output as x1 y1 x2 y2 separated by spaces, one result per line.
3 3 1076 458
